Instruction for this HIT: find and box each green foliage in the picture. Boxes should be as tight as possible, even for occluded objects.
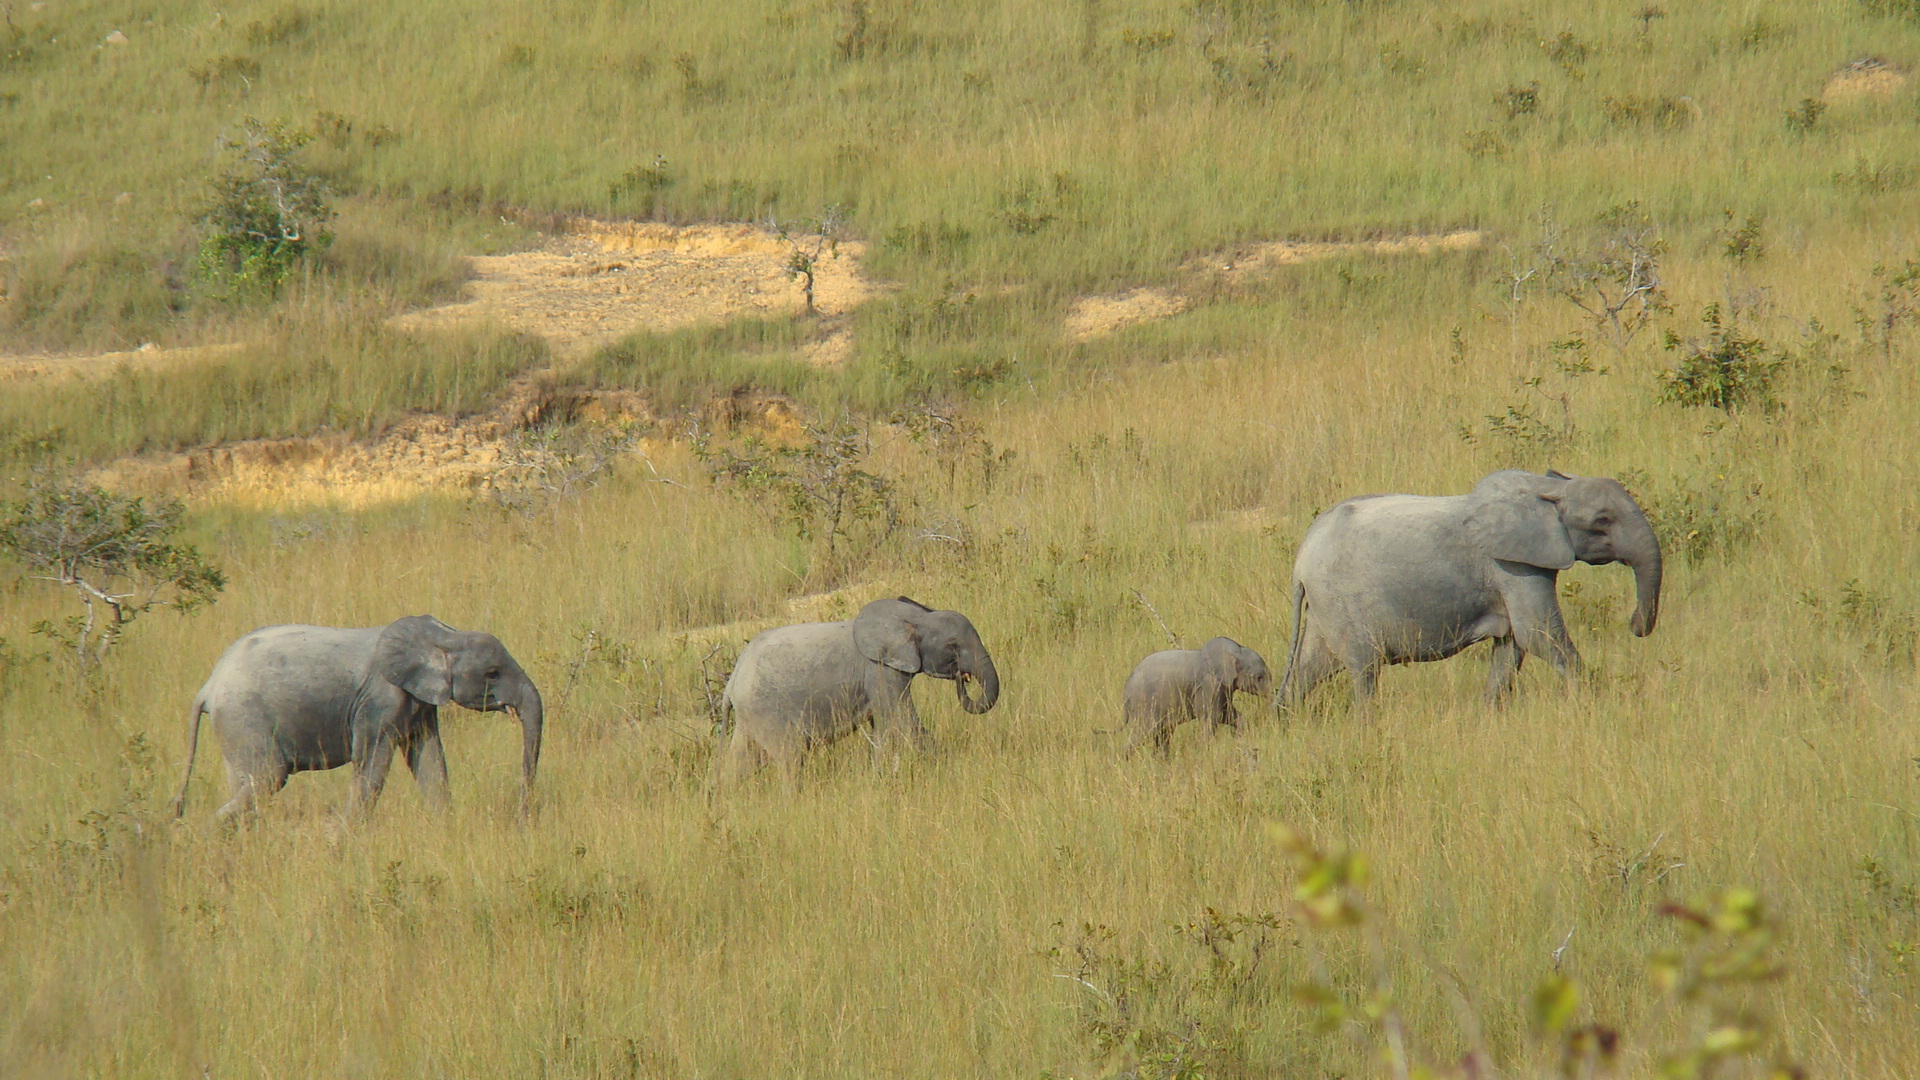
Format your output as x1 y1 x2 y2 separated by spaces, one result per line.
1858 256 1920 362
1719 212 1764 263
1046 909 1288 1080
776 206 845 316
485 421 647 515
693 415 899 573
608 154 674 217
1860 0 1920 20
0 475 224 679
1535 203 1671 354
1273 823 1803 1080
1782 97 1825 134
197 118 334 302
1658 303 1783 412
1799 579 1919 666
1601 94 1693 130
1618 467 1766 565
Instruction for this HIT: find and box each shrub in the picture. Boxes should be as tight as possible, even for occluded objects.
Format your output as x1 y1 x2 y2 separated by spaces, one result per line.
1601 94 1693 129
1658 302 1784 412
196 117 333 301
693 415 899 573
1783 97 1825 133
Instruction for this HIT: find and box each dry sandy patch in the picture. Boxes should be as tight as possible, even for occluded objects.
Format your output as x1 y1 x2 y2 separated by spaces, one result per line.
1822 57 1909 102
392 219 879 362
1068 229 1485 342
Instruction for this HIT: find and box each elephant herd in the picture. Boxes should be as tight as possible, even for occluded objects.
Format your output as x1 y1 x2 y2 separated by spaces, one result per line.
171 468 1663 822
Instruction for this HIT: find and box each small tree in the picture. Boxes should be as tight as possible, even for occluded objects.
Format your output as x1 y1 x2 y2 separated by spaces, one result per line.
198 117 334 300
1537 202 1671 355
0 476 225 680
693 414 898 570
774 205 845 316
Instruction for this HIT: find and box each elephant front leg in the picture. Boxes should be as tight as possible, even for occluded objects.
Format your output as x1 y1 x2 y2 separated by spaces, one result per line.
870 683 933 770
1507 576 1583 688
1484 637 1524 704
349 736 399 816
405 724 451 814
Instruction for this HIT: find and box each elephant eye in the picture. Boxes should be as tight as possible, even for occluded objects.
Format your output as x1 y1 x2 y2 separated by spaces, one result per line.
486 668 501 680
1593 514 1613 528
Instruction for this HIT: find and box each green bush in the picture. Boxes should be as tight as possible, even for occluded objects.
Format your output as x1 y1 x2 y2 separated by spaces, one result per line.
1657 303 1783 412
197 118 334 301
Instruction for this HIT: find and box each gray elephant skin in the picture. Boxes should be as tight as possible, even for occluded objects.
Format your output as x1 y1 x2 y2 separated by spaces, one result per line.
1122 637 1273 755
718 596 1000 782
1280 469 1662 710
173 615 544 821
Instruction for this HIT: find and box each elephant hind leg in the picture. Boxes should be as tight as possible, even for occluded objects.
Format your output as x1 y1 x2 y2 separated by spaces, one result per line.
717 728 771 788
1282 628 1344 708
213 760 286 825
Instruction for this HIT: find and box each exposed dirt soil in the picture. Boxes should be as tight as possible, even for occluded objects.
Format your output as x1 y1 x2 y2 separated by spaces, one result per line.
88 379 800 509
392 219 879 362
1067 230 1485 342
1823 57 1910 102
1065 288 1192 342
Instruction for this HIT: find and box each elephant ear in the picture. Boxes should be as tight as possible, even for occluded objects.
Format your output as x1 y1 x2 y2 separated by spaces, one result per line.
852 597 925 674
1466 490 1576 570
375 615 459 705
1197 638 1239 697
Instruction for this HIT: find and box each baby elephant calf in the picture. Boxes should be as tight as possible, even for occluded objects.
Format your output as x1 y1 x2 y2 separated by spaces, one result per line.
1123 637 1273 756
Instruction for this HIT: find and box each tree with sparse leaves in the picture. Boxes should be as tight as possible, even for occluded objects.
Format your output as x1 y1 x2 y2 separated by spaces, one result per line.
774 205 845 316
197 117 334 300
0 476 225 680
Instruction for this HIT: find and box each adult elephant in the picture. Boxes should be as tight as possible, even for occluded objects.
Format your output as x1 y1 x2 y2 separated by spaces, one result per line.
718 596 1000 783
1279 469 1661 712
173 615 543 822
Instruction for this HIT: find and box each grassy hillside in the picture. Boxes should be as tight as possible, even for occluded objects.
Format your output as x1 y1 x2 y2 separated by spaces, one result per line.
4 1 1920 1078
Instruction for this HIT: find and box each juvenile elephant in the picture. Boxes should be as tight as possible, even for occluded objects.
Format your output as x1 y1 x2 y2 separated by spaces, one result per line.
1122 637 1273 756
718 596 1000 783
1280 469 1662 712
173 615 543 822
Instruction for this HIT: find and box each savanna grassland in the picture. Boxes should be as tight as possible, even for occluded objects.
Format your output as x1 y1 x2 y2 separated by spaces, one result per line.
4 1 1920 1077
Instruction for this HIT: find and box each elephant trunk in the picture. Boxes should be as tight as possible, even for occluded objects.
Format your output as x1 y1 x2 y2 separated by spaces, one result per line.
1625 517 1663 638
514 683 544 802
955 652 1000 714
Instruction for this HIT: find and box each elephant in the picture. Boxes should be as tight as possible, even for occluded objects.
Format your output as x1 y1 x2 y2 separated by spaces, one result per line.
172 615 544 822
1121 637 1273 756
717 596 1000 783
1278 469 1662 712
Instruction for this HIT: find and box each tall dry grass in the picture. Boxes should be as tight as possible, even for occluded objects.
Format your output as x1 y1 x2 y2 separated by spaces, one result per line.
2 0 1920 1076
4 218 1919 1075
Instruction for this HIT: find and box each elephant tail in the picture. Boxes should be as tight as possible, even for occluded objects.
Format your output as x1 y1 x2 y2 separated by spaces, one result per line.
172 692 209 819
714 690 735 741
1276 581 1308 710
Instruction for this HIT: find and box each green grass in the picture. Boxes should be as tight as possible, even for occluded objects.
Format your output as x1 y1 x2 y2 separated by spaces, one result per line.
0 314 546 462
